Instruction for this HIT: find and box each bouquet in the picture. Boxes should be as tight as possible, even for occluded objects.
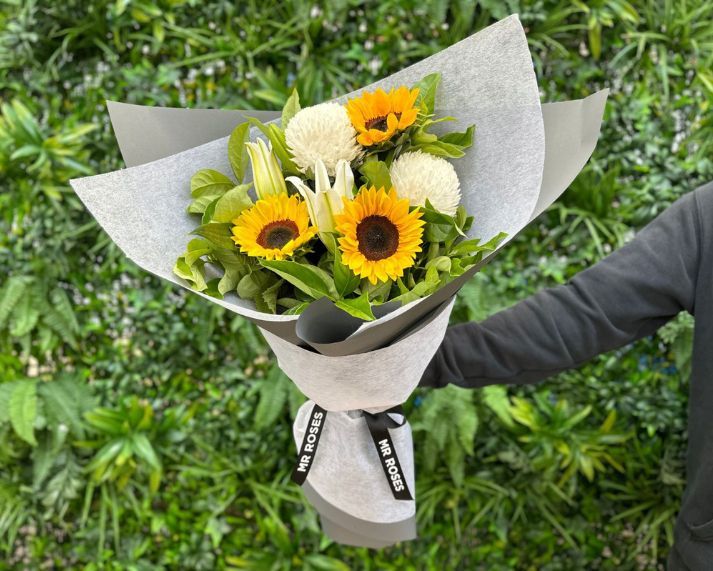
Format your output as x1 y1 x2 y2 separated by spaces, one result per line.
174 74 505 321
71 15 608 547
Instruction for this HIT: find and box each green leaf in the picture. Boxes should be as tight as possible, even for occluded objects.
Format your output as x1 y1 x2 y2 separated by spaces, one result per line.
173 257 207 291
390 280 435 305
190 169 235 198
182 238 212 266
281 89 301 129
254 365 290 430
213 249 250 296
0 276 29 329
0 381 18 423
284 301 309 315
39 377 91 438
481 386 515 429
412 140 465 158
237 270 273 300
322 234 360 298
414 73 441 115
10 380 38 446
191 222 235 249
10 290 39 337
440 125 475 149
201 198 219 224
451 232 507 257
260 259 336 300
131 433 161 472
359 160 392 190
261 279 283 313
334 292 376 321
187 193 217 215
228 123 251 182
212 184 253 223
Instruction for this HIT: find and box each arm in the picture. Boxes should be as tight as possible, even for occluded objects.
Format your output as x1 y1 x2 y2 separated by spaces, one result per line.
420 188 704 389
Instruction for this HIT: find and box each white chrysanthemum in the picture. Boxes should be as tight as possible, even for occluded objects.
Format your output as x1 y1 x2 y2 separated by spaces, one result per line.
285 102 362 176
389 151 462 215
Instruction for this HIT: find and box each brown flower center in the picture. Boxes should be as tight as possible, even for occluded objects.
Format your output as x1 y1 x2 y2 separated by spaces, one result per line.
257 219 299 249
356 215 399 260
364 112 400 132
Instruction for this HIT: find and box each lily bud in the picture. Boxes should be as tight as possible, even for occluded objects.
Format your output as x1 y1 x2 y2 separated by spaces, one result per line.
246 138 287 199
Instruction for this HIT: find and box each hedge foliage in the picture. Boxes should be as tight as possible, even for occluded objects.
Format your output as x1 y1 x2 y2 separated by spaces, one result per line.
1 1 712 569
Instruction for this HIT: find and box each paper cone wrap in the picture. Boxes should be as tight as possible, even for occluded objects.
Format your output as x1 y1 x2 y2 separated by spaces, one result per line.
293 401 417 546
261 299 454 412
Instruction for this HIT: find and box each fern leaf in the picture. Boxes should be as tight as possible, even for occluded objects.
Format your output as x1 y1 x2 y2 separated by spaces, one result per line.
0 276 29 329
254 366 289 430
10 379 38 446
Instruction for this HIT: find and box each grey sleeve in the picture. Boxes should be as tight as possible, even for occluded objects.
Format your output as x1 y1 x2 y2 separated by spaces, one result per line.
420 189 703 389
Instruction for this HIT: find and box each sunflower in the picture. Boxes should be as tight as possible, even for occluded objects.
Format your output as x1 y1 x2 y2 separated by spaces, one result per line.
335 187 424 285
232 194 318 261
345 86 420 146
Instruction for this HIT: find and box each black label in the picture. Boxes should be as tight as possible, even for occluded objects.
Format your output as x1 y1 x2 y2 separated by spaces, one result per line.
364 412 413 501
291 403 327 485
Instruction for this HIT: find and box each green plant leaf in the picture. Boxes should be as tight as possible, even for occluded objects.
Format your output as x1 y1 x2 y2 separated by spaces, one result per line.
228 123 251 182
10 380 38 446
414 73 441 115
260 259 336 300
359 160 392 190
191 222 235 249
213 249 250 296
261 278 283 313
39 377 91 438
237 270 273 300
190 169 235 198
334 292 375 321
0 381 18 423
211 184 253 223
0 276 29 328
173 257 207 291
412 140 465 158
439 124 475 148
254 365 290 430
187 193 218 215
482 386 515 429
321 233 360 298
281 89 301 128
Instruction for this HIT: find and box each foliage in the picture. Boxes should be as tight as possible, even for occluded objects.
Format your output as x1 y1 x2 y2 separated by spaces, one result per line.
2 0 712 568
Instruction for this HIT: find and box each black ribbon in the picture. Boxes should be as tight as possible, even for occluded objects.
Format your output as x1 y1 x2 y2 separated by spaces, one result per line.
291 403 327 485
292 403 413 501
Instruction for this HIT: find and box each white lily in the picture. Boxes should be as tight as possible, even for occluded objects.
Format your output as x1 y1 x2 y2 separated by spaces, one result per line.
286 158 355 242
246 138 287 199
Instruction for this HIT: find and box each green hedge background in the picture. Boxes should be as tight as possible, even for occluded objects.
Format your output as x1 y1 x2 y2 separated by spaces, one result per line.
1 1 712 569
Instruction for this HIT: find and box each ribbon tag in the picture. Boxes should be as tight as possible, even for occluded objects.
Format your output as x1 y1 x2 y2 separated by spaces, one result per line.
291 403 327 485
364 408 414 501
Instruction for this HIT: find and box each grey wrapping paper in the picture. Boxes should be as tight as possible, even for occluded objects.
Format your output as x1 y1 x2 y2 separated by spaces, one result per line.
293 401 416 546
70 14 567 353
106 102 279 167
261 299 454 412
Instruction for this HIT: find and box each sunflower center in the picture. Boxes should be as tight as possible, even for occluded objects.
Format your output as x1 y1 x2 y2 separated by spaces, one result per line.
364 112 401 132
257 219 299 250
356 215 399 260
